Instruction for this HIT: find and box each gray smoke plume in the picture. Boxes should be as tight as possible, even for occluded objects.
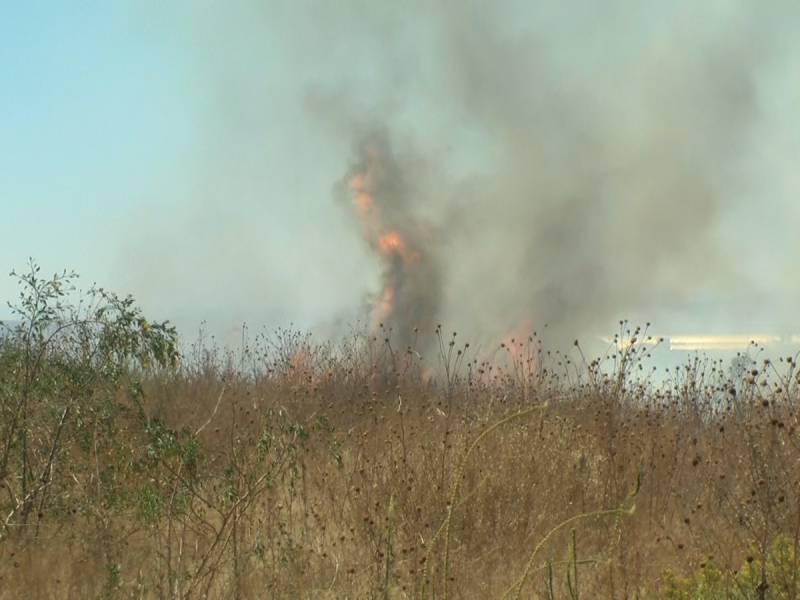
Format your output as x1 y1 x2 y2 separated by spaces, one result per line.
120 0 800 354
316 0 776 353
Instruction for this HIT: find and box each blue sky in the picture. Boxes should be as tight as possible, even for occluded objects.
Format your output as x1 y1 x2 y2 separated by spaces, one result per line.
0 4 202 307
2 1 799 353
1 5 188 241
0 2 374 339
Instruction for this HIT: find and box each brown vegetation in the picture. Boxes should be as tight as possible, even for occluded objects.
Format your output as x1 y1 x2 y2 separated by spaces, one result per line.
2 265 800 598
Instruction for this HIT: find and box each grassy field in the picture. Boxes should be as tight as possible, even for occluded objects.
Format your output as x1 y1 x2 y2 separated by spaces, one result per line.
2 262 800 599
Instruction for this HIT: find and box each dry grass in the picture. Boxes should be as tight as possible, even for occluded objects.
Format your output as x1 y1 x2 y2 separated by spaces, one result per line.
3 321 800 599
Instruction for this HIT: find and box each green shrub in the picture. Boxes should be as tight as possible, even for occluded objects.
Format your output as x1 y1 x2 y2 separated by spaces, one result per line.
661 535 800 599
0 259 178 537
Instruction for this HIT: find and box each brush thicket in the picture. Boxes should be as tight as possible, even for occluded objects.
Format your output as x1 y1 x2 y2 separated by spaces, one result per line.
2 273 800 599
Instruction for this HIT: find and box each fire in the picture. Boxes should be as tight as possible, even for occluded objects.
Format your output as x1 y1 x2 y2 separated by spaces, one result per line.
379 231 403 252
341 135 442 355
346 144 423 335
372 284 395 327
491 316 541 390
348 172 374 217
500 316 536 362
378 231 421 263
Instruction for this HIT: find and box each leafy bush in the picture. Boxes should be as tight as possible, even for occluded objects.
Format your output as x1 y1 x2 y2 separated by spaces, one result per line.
661 535 800 599
0 259 179 538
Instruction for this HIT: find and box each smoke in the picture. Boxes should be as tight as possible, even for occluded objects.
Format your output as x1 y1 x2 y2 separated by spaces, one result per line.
437 9 764 347
317 0 781 352
122 0 800 353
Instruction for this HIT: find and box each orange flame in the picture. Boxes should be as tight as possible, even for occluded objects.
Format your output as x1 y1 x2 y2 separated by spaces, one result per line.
348 147 423 330
378 231 403 252
371 284 395 330
349 172 374 218
498 316 539 373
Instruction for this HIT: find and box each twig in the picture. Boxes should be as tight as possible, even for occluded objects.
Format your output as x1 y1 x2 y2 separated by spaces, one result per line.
195 383 227 436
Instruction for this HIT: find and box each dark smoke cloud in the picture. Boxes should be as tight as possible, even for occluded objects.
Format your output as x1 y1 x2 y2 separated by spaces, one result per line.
126 0 800 354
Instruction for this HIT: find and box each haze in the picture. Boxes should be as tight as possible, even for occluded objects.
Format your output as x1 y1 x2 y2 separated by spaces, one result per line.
2 1 799 357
